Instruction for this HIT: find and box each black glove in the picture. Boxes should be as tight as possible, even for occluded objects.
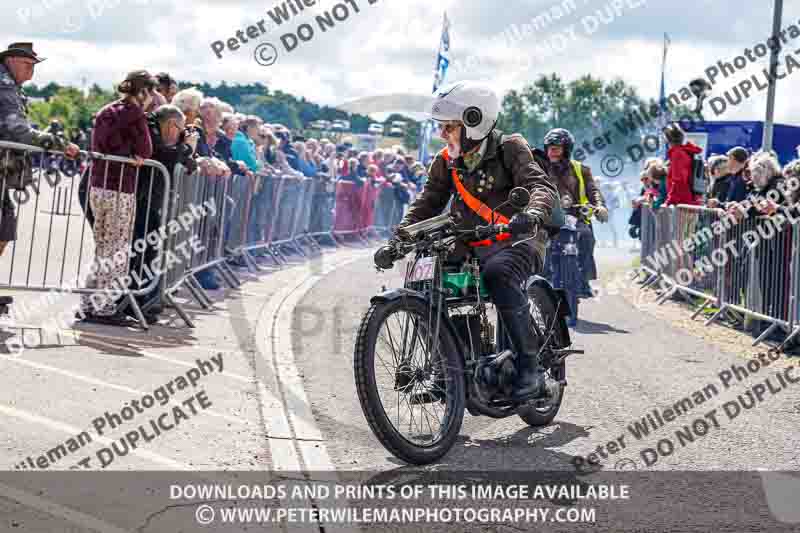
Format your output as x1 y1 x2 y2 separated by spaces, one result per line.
508 212 538 236
374 241 399 270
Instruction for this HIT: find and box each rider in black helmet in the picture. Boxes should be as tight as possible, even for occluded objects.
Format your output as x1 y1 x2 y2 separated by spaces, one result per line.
543 128 607 299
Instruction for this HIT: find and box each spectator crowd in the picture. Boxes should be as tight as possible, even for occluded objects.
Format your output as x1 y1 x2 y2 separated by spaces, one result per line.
628 120 800 345
0 47 427 327
629 121 800 237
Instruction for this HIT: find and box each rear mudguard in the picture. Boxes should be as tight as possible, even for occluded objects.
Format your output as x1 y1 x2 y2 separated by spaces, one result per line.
526 275 572 349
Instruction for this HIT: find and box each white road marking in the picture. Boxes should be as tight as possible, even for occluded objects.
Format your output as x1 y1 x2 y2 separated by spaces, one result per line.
66 335 253 383
0 353 247 426
0 481 131 533
0 403 188 469
255 250 369 533
135 349 253 384
64 330 187 348
259 250 369 471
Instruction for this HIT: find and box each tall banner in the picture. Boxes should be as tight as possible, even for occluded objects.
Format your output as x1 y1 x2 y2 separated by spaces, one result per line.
418 12 451 164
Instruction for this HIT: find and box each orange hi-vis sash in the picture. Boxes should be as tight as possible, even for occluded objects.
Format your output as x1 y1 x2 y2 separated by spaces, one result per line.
442 148 511 247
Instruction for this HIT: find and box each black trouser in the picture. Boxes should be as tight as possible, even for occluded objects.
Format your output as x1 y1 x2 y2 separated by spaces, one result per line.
578 220 597 281
128 175 164 311
78 173 94 228
480 242 539 310
480 242 543 385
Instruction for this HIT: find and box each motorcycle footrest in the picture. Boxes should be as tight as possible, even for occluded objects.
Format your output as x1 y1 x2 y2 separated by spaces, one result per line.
550 349 583 367
553 348 584 357
527 397 552 409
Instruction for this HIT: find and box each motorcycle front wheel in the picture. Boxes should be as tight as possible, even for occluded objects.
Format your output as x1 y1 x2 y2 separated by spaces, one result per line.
354 296 465 465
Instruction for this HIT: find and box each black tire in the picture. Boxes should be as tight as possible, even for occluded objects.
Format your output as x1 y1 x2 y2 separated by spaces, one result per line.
354 297 465 465
563 255 581 322
518 285 565 427
569 291 579 323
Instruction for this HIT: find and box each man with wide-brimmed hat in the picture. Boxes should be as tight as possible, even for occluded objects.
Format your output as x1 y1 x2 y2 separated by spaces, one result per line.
0 42 80 313
0 42 80 157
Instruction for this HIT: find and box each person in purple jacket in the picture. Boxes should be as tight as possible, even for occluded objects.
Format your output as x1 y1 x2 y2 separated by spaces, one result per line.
79 70 154 324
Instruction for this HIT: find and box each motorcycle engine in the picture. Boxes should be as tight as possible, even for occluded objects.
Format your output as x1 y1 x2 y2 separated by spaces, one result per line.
476 349 517 397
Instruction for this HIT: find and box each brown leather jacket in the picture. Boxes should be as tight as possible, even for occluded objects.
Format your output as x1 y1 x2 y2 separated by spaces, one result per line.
399 130 558 262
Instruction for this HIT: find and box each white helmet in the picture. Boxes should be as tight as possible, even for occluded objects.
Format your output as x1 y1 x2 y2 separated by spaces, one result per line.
429 81 499 141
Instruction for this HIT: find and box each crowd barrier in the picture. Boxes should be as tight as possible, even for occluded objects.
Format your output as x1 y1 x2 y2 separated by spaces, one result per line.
160 163 241 327
0 140 409 338
226 174 404 271
635 204 800 349
0 140 171 331
331 179 401 245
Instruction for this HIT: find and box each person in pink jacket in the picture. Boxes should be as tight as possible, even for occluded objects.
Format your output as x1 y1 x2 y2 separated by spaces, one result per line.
663 122 703 206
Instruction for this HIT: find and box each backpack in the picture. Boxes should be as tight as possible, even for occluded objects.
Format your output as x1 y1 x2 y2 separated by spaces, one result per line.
690 152 707 196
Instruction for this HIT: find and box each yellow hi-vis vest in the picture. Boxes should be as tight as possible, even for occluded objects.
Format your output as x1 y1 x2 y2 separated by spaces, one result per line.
571 160 592 223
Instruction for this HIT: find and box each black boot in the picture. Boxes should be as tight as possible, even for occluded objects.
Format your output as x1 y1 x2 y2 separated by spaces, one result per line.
499 304 546 402
0 296 12 316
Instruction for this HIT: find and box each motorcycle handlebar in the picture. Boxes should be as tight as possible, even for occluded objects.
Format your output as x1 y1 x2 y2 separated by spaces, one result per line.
376 221 530 269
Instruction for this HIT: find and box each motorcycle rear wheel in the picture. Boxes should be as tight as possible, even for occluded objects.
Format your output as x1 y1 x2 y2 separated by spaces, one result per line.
354 296 465 465
518 285 565 427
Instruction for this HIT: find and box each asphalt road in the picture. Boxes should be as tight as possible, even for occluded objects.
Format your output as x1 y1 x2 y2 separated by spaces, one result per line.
288 246 800 531
0 230 798 531
296 247 800 472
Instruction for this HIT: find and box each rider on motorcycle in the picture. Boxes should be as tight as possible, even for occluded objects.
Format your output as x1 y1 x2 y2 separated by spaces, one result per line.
375 81 559 401
543 128 607 298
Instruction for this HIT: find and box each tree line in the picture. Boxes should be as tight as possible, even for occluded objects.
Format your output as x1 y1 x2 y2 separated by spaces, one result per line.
22 75 687 155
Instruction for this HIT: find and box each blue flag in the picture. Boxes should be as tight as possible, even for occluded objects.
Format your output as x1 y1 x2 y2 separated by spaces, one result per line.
419 12 451 163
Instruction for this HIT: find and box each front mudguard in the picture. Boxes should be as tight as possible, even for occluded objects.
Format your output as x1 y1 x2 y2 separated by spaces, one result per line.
370 288 467 359
526 275 572 349
371 288 482 401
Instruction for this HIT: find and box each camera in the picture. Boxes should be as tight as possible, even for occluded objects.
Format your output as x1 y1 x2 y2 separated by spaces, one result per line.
185 124 203 136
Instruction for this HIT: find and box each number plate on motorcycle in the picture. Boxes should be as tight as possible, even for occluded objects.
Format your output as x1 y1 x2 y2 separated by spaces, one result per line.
407 256 437 282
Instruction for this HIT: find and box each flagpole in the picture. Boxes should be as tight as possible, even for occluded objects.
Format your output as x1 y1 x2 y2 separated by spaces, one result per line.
762 0 783 152
657 33 670 157
659 33 669 114
418 12 450 163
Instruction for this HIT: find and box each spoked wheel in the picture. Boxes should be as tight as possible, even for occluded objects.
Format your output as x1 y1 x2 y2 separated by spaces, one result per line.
354 296 465 465
518 285 565 427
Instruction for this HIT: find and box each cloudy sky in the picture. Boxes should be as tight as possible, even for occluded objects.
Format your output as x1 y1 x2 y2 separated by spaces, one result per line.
3 0 800 125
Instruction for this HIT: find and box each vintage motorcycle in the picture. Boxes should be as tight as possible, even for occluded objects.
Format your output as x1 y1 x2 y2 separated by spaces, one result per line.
543 196 599 328
355 188 583 465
